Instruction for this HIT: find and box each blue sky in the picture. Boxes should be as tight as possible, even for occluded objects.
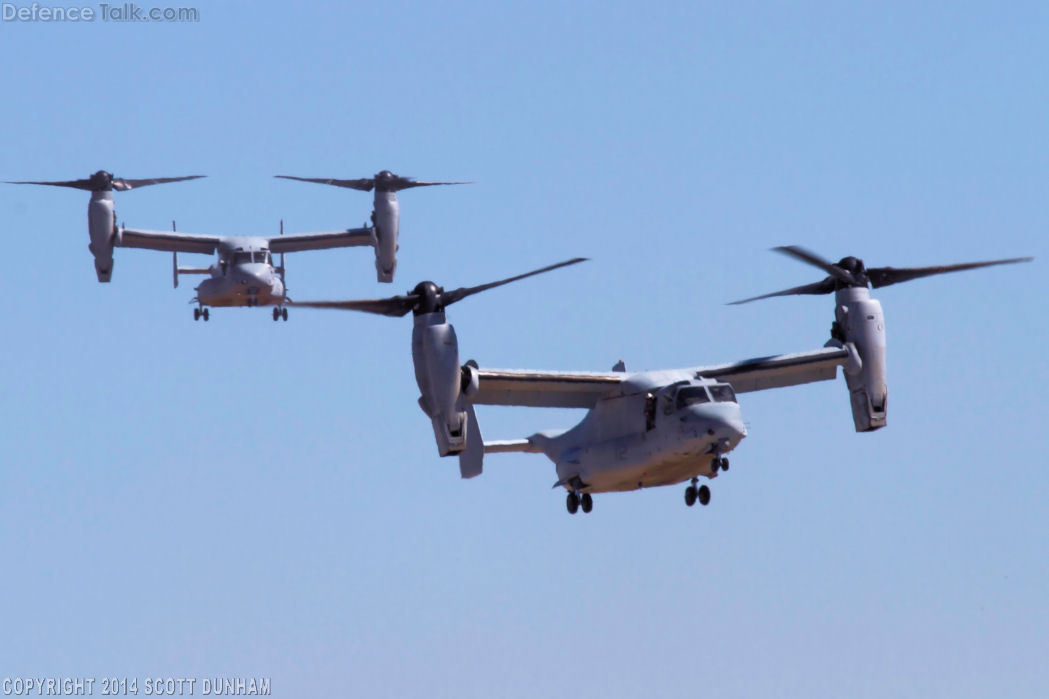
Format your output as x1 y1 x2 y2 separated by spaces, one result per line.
1 1 1046 697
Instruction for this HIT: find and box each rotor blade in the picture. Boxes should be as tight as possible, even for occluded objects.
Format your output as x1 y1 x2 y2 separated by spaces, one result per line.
111 175 206 191
274 175 375 192
867 257 1034 288
389 177 472 191
439 258 588 307
727 278 837 305
287 296 419 317
773 246 856 285
5 178 96 190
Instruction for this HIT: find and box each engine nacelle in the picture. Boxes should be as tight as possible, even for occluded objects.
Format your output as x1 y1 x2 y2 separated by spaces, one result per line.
412 311 468 455
372 191 399 283
87 191 116 282
836 287 887 432
375 255 397 284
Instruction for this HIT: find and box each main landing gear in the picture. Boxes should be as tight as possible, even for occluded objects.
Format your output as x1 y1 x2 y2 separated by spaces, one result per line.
566 491 593 515
272 306 288 321
684 478 711 507
193 307 210 321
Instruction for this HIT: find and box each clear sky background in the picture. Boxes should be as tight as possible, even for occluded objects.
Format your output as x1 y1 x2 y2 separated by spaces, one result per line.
1 1 1047 697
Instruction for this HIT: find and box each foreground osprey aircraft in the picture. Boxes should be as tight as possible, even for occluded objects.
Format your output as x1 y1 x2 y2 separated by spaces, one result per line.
274 171 468 283
8 169 455 319
291 248 1030 515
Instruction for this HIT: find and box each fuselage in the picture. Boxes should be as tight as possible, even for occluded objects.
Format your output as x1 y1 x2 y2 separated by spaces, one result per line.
533 374 747 493
194 236 285 307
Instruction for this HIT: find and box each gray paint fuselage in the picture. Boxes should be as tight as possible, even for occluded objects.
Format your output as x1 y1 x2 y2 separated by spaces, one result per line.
529 373 747 493
192 236 285 307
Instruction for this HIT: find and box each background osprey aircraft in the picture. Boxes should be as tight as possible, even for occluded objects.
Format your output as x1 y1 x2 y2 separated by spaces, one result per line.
7 169 460 319
291 247 1031 514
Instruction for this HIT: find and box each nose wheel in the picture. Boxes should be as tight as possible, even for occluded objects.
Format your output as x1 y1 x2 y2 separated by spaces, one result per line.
272 307 289 321
193 308 210 321
684 479 711 507
711 456 729 473
566 491 593 515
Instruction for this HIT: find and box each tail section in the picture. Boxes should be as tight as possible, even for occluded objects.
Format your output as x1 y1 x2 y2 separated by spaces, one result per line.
483 439 539 454
172 250 211 288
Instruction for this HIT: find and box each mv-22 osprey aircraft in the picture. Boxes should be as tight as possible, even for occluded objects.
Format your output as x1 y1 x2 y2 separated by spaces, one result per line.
290 248 1030 514
7 169 464 320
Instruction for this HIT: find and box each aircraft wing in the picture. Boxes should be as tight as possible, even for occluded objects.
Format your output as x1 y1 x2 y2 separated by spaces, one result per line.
471 369 625 408
687 346 851 393
470 346 851 408
268 227 373 253
116 227 222 255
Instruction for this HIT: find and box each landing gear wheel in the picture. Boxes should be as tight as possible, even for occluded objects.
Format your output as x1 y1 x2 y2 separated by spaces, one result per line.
698 484 711 506
720 457 729 472
566 491 580 515
281 307 288 321
193 308 200 321
685 485 697 507
202 308 210 322
581 493 593 513
273 307 280 321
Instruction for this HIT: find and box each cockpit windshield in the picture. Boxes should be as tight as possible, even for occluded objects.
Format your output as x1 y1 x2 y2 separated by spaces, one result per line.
709 384 737 403
230 250 270 265
676 384 737 409
675 386 710 410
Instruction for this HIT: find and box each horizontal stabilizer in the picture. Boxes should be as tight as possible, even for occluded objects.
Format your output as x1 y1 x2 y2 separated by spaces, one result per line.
483 439 541 454
173 251 210 288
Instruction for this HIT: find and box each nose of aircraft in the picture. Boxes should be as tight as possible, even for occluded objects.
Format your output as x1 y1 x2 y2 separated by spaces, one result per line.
233 263 283 299
714 411 747 443
234 262 274 287
686 403 748 445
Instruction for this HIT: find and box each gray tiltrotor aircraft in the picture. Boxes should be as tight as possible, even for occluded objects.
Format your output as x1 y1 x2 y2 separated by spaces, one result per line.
8 169 460 320
274 171 468 283
292 247 1030 515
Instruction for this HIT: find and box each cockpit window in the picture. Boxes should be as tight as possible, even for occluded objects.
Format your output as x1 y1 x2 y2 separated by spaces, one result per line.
675 386 710 410
230 251 270 264
709 384 737 403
